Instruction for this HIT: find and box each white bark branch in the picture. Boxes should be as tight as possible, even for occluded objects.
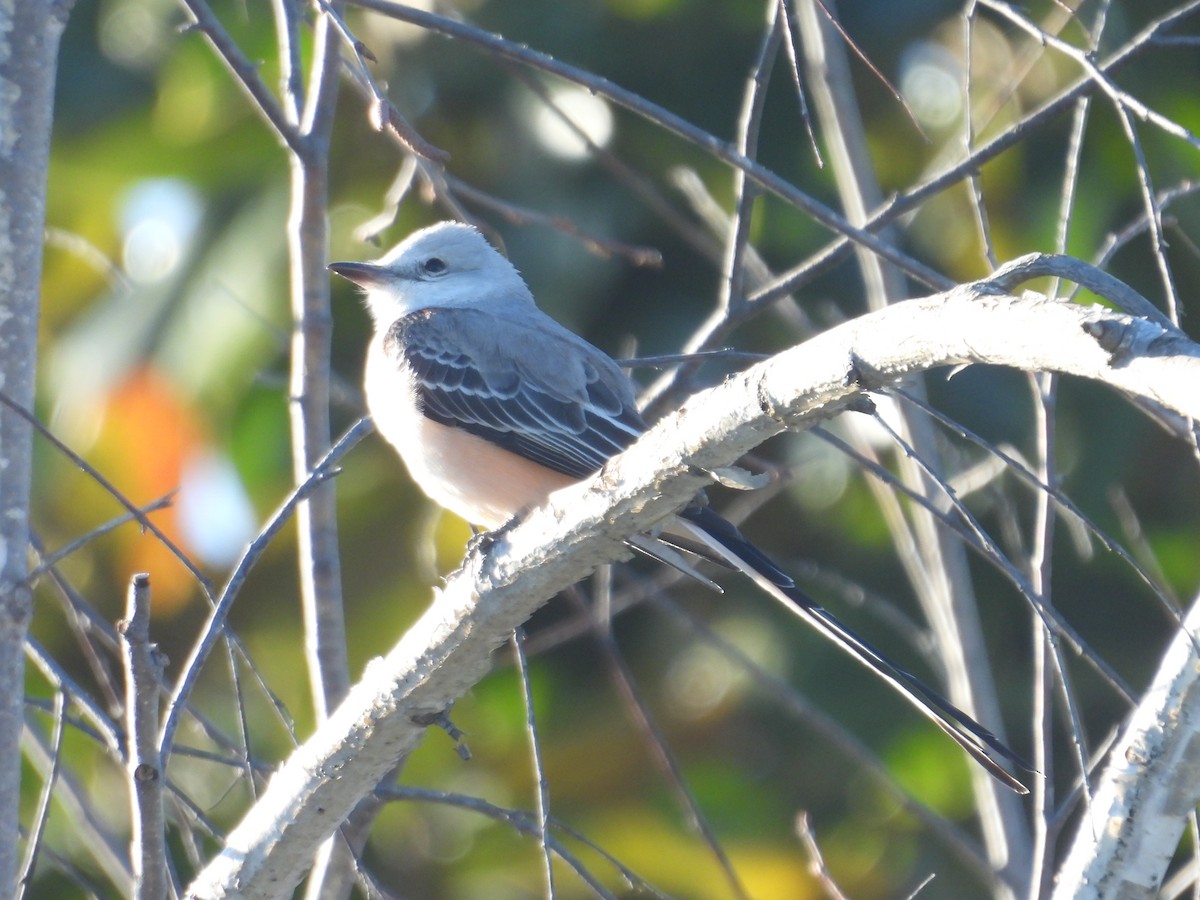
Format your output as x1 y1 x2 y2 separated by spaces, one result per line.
119 574 169 900
186 285 1200 899
1052 592 1200 899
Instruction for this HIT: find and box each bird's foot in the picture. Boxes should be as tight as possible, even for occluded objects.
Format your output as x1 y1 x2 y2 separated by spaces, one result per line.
465 514 523 557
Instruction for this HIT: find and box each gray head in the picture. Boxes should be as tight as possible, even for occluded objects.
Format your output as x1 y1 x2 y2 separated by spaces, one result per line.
329 221 535 325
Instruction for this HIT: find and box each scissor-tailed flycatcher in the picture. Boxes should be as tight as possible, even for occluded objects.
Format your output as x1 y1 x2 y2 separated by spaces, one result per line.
330 221 1028 794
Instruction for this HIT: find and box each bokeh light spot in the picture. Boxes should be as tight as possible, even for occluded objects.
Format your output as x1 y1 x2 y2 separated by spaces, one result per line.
119 178 203 284
525 83 615 162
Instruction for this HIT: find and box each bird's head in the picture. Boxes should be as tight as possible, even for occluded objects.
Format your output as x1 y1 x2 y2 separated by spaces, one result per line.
329 221 535 324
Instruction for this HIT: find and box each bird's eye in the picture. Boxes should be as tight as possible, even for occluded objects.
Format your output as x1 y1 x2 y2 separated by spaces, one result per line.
421 257 448 276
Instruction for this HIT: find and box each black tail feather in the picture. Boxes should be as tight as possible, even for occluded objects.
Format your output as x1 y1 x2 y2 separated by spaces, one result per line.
676 507 1030 795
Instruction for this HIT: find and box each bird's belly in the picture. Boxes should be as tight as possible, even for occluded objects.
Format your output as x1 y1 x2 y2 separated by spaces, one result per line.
410 418 577 527
366 350 575 527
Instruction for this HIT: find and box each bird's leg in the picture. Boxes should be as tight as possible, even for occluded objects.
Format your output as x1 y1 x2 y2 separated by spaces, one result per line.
411 707 472 760
465 512 524 557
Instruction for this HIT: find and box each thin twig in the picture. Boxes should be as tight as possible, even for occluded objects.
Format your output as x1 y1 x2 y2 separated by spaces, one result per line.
24 639 121 753
795 812 849 900
815 424 1136 703
891 386 1183 627
1085 179 1200 281
25 494 175 583
1028 47 1094 886
159 417 371 764
513 629 555 898
777 0 823 166
177 0 304 155
317 0 450 162
962 3 999 270
574 590 752 900
16 692 65 899
744 1 1200 314
270 0 303 124
349 0 952 290
379 785 670 898
19 726 132 896
440 173 663 267
0 390 214 598
640 0 780 407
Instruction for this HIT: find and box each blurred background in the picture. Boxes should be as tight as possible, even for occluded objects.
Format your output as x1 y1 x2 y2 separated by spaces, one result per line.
26 0 1200 896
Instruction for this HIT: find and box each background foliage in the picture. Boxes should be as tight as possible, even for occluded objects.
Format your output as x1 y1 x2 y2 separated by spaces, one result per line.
25 0 1200 896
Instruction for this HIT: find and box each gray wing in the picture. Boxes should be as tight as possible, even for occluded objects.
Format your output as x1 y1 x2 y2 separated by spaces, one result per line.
383 307 646 479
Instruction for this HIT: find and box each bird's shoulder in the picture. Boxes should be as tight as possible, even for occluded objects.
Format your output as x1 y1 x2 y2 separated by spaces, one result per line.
383 304 550 357
382 306 636 409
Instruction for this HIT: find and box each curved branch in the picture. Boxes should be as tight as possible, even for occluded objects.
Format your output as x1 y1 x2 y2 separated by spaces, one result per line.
187 288 1200 898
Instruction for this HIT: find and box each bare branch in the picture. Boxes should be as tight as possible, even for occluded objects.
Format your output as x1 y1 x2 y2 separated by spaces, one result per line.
347 0 951 289
795 812 850 900
747 1 1200 310
317 0 450 163
188 285 1200 897
158 418 368 768
0 392 215 598
1053 592 1200 898
20 725 133 896
119 575 171 900
177 0 304 154
512 630 554 899
16 692 65 898
797 0 1028 881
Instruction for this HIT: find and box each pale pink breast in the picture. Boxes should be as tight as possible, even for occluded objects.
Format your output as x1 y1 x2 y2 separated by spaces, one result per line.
365 341 576 527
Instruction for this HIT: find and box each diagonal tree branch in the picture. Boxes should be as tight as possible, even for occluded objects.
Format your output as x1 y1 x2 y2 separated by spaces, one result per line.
186 281 1200 898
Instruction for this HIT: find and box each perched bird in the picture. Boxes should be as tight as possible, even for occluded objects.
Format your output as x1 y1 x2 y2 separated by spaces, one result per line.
330 221 1028 794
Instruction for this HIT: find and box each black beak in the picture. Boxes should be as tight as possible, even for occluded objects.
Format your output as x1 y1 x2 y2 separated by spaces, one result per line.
328 261 390 288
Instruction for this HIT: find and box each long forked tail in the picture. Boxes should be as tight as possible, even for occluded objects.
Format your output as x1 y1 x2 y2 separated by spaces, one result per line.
673 506 1030 795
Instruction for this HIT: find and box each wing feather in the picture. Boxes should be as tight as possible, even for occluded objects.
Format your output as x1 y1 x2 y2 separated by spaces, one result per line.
383 307 646 479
